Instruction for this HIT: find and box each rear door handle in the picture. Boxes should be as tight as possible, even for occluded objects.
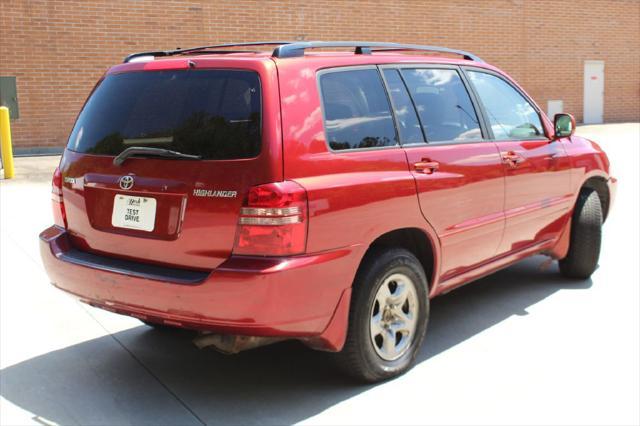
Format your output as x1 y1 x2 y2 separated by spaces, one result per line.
502 151 525 167
414 159 439 174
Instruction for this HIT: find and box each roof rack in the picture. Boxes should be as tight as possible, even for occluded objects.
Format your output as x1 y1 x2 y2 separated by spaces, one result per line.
272 41 483 62
124 41 483 63
123 41 294 63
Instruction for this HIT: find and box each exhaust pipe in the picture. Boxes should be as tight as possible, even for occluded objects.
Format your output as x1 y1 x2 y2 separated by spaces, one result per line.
193 333 285 354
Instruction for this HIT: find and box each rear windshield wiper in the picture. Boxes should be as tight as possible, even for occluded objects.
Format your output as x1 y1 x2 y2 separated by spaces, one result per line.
113 146 202 166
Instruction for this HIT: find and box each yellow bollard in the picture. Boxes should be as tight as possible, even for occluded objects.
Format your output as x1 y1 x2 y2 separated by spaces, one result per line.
0 106 15 179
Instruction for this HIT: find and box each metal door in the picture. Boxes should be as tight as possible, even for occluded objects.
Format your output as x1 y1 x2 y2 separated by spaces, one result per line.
583 61 604 124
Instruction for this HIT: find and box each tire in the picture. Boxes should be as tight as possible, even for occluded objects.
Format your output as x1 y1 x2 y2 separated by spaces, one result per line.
334 247 429 383
559 188 603 279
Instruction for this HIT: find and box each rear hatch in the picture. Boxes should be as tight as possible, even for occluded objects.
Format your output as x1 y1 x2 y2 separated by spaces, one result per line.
58 59 281 270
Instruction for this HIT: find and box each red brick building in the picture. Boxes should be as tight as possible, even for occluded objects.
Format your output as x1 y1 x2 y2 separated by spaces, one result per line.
1 0 638 152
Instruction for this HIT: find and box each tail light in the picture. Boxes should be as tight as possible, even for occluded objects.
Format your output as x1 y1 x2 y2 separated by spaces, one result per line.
233 181 308 256
51 167 67 228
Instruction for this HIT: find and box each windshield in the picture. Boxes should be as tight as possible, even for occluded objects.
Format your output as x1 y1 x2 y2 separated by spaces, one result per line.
67 69 262 160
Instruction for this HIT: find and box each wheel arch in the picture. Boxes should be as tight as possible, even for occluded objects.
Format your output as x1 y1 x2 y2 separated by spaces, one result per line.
307 227 438 353
581 176 610 222
362 227 438 292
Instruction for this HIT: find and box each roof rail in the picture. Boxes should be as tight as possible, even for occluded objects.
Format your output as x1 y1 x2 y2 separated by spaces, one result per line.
272 41 483 62
123 41 483 63
123 41 295 63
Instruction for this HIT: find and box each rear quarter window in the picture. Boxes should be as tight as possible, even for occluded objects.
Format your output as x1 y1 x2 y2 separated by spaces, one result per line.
319 69 397 151
67 69 262 160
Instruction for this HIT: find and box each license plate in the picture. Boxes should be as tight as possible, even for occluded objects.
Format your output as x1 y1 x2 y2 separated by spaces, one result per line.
111 194 157 232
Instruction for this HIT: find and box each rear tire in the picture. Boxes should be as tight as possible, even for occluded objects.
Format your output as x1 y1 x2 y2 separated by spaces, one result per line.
559 189 603 279
334 248 429 383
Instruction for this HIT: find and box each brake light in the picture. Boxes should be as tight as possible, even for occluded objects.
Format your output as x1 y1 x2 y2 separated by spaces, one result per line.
233 181 308 256
51 167 67 228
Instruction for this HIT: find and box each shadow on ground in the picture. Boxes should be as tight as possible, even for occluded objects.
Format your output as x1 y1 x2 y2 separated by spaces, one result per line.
0 256 591 425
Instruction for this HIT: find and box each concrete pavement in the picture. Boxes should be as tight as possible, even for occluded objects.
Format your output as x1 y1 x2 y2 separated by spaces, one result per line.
1 124 638 425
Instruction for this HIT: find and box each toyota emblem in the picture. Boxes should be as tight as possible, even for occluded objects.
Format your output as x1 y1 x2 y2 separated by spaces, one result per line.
118 175 134 190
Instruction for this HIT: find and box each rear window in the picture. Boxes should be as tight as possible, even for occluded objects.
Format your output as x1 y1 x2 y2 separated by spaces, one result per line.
67 69 261 160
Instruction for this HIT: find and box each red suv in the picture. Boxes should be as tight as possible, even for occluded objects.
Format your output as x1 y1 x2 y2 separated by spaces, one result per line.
40 41 616 382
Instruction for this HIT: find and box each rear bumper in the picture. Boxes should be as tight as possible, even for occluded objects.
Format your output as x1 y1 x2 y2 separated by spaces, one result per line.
40 226 362 351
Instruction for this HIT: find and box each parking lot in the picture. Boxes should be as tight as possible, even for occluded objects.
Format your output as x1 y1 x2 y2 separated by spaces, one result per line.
1 123 638 425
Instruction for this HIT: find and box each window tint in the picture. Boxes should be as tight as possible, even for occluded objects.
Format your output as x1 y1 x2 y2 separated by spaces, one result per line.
320 69 397 150
382 69 424 143
467 71 544 140
401 69 482 142
68 70 261 160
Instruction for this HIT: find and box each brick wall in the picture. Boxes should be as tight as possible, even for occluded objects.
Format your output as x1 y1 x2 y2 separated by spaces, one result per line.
1 0 638 149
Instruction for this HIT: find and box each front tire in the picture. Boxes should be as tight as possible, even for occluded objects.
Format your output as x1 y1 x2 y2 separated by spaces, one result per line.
335 248 429 383
559 189 603 279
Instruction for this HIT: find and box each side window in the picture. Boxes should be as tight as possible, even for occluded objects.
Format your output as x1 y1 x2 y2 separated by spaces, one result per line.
319 69 397 150
467 71 544 140
400 68 482 142
382 69 424 143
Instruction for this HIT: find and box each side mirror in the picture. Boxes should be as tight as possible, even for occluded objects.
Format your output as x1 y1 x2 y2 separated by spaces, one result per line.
554 113 575 138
